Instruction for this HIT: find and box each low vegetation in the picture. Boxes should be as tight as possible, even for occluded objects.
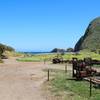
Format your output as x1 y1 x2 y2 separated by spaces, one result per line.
46 69 100 100
0 43 15 63
17 50 100 62
4 51 24 57
17 54 56 62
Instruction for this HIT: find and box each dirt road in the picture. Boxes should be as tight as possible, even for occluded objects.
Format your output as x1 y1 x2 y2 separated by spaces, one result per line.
0 57 47 100
1 57 99 100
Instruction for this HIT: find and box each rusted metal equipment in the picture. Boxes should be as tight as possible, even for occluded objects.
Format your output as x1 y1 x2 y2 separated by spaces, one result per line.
91 77 100 86
85 77 100 88
92 60 100 65
52 57 62 64
52 56 67 64
72 58 97 80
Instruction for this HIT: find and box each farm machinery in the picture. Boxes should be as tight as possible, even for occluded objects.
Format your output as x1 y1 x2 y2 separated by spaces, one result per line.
72 58 98 80
52 56 67 64
52 55 100 80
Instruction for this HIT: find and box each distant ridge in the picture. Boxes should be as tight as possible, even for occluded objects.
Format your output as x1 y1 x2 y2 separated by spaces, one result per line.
74 17 100 52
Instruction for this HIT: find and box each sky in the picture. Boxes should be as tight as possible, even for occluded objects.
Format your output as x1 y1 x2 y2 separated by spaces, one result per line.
0 0 100 52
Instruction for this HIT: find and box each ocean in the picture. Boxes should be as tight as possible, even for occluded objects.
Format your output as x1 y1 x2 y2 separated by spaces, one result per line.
23 52 52 55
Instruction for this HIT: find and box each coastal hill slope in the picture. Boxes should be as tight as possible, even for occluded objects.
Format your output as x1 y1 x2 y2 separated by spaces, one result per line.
0 43 14 53
74 17 100 52
0 43 15 62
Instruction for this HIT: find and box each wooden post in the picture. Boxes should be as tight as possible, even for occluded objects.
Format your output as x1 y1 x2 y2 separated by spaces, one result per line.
89 58 92 97
90 77 92 97
89 60 92 97
44 59 46 64
65 64 67 73
47 69 49 81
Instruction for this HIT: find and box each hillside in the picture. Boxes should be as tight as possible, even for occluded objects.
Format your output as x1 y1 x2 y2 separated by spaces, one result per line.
0 43 15 58
74 17 100 52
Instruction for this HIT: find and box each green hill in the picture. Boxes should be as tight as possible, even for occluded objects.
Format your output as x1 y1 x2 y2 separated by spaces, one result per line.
0 43 15 56
74 17 100 52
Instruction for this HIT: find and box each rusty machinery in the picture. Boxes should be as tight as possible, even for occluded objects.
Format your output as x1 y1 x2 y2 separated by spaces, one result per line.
72 58 97 80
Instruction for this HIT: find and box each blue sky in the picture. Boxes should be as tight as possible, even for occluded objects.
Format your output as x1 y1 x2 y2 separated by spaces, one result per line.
0 0 100 51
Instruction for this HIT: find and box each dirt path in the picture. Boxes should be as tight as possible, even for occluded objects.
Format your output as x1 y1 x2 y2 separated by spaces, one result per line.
0 57 47 100
0 57 99 100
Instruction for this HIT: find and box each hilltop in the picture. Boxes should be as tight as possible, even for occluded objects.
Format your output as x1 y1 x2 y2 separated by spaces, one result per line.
74 17 100 53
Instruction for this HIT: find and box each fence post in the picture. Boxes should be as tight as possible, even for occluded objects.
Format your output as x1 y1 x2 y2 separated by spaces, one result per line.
65 64 67 73
89 60 92 97
90 77 92 97
44 59 46 64
47 69 49 81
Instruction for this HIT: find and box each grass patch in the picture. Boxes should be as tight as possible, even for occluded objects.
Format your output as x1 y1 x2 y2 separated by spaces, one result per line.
17 56 42 62
0 59 3 63
64 50 100 60
17 54 56 62
4 51 24 57
49 70 100 100
17 50 100 62
93 64 100 68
